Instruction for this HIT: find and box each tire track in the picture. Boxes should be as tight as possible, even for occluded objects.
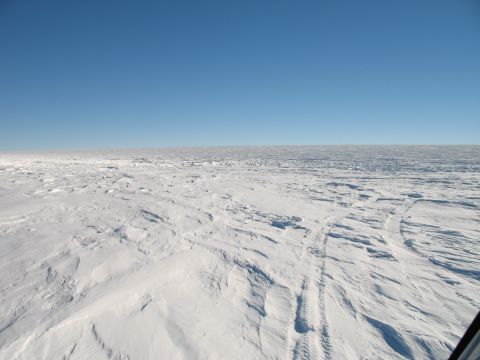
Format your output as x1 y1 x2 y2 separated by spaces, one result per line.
383 200 423 295
314 195 378 360
315 214 345 360
291 206 352 360
384 199 469 328
289 218 325 360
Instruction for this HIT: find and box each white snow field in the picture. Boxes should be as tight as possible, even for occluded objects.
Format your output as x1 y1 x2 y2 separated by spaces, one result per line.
0 145 479 360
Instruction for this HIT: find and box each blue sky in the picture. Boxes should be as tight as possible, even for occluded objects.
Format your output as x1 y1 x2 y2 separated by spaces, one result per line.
1 0 479 149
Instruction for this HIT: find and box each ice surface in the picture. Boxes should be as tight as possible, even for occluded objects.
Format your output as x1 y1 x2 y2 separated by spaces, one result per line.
0 145 479 359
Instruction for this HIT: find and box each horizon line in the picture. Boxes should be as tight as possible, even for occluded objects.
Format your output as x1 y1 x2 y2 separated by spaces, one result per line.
1 143 479 154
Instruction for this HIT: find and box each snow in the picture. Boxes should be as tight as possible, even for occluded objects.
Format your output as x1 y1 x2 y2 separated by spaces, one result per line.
0 145 479 359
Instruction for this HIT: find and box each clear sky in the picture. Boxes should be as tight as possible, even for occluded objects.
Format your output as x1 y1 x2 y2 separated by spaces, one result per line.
1 0 479 150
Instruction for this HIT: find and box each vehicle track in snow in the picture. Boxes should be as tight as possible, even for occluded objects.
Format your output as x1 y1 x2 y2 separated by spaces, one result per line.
384 198 471 330
316 196 376 359
291 206 355 360
383 199 423 296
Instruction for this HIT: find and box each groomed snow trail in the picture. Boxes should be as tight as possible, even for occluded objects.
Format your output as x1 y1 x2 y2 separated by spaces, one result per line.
0 145 479 359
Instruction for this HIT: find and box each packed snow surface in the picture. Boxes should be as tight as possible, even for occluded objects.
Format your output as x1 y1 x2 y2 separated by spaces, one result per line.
0 145 479 360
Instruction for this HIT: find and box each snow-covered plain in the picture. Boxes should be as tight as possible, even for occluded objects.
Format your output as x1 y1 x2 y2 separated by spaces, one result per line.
0 145 479 360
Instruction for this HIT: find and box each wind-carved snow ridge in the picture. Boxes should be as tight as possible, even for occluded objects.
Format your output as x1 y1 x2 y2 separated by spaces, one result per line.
364 316 413 359
0 145 479 359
